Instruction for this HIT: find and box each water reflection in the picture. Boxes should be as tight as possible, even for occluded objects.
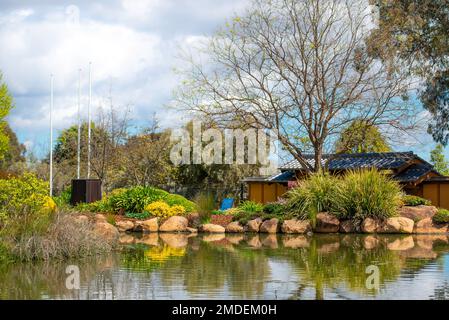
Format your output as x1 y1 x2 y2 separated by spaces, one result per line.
0 233 448 299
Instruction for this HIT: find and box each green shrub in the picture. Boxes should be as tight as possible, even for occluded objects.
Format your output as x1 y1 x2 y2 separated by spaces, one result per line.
53 187 72 208
125 212 151 220
108 186 169 213
0 172 50 221
285 173 340 225
238 201 264 213
263 202 285 215
164 194 196 212
402 195 431 206
335 169 402 220
211 210 224 215
433 209 449 224
194 192 215 224
232 211 262 226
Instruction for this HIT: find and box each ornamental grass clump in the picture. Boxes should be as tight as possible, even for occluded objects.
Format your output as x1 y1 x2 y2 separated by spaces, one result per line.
335 169 402 220
285 173 340 225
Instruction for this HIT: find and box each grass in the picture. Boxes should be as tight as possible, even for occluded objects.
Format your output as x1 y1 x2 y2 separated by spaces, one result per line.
433 208 449 224
402 195 431 206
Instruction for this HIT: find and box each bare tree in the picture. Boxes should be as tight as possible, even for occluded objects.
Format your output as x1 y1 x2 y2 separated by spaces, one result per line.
176 0 415 171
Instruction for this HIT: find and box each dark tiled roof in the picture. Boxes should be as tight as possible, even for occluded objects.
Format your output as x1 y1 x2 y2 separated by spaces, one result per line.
280 152 416 171
393 163 434 183
243 170 296 183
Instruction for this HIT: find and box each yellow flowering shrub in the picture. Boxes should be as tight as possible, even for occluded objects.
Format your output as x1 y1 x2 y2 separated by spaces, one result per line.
42 196 57 213
224 208 241 215
144 245 186 262
144 201 187 218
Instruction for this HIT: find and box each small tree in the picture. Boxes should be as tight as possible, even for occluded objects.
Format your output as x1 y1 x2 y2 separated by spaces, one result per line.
335 120 391 154
0 73 13 160
430 144 449 176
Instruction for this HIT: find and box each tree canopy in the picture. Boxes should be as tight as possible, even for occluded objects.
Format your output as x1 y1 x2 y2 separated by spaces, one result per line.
335 120 391 154
430 144 449 175
0 73 14 160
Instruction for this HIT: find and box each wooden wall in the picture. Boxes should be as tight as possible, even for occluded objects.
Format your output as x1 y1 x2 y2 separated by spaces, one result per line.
421 181 449 210
247 182 288 204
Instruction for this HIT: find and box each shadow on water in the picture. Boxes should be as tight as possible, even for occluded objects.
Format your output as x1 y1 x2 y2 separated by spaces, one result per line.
1 232 449 299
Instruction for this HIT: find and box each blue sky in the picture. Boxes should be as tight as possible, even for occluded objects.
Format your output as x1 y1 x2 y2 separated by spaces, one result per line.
0 0 444 161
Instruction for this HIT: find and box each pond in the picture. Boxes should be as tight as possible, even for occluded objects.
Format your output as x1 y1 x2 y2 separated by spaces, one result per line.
1 233 449 300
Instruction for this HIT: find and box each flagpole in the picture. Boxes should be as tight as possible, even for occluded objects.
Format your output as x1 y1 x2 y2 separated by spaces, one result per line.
87 62 92 179
76 69 81 179
49 74 54 197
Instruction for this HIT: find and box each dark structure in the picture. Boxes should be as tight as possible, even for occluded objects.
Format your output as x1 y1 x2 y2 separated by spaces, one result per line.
244 152 449 208
70 179 102 205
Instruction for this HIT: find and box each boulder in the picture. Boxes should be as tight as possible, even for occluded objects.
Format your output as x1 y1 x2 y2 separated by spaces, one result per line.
282 235 310 248
140 218 159 232
138 233 159 246
246 218 263 232
382 217 414 234
361 218 381 233
399 205 437 221
186 212 200 228
281 219 311 234
225 221 245 233
363 235 380 250
116 220 135 232
414 218 449 234
261 234 278 248
159 216 188 232
315 213 340 233
259 218 279 233
247 235 262 248
387 236 415 251
95 214 107 223
226 234 244 245
74 215 89 224
202 233 226 242
93 222 119 242
200 223 226 233
159 233 188 248
339 220 356 233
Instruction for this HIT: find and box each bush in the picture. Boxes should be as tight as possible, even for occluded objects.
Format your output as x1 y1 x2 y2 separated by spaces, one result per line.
238 201 264 213
144 201 186 219
0 173 51 222
263 202 285 215
169 205 186 216
164 194 196 212
285 173 339 224
109 186 169 213
335 169 402 220
194 192 215 224
433 209 449 224
402 195 431 206
53 187 72 208
125 212 151 220
223 208 241 215
232 211 262 225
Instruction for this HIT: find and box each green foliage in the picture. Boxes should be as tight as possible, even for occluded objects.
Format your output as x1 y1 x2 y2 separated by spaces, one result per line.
238 201 264 213
0 172 49 221
125 212 151 220
433 209 449 224
335 169 402 220
335 120 391 154
430 144 449 175
0 73 14 161
0 123 25 170
109 186 169 213
52 187 72 208
164 193 196 212
194 192 215 224
402 195 431 207
211 210 224 215
232 211 262 226
263 202 285 215
285 173 339 225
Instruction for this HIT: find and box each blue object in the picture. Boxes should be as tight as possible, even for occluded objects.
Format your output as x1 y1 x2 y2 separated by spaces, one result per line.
219 198 234 211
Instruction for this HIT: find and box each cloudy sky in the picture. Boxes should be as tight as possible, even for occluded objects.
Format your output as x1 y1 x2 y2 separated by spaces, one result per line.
0 0 441 159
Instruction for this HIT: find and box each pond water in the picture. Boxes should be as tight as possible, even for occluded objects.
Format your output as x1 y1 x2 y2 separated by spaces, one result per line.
1 233 449 300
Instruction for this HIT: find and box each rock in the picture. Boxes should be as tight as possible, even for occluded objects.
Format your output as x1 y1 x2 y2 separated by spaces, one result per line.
416 235 449 249
226 234 244 245
317 242 340 254
259 218 279 233
399 205 437 221
247 235 262 248
95 214 107 222
382 217 414 234
74 215 89 224
315 213 340 233
282 235 310 248
94 222 119 242
246 218 263 232
159 233 188 248
363 235 380 250
159 216 188 232
119 234 135 244
361 218 381 233
281 219 311 234
186 227 198 233
225 221 245 233
387 236 415 251
186 212 200 228
261 234 278 248
339 220 356 233
200 223 226 233
141 218 159 232
414 218 449 234
116 220 135 232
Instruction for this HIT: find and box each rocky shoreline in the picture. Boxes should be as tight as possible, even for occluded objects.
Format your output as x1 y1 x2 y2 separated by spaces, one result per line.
79 205 449 236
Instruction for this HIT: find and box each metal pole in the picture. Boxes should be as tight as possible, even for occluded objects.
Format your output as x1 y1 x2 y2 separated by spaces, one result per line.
87 62 92 179
77 68 81 179
49 74 54 197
